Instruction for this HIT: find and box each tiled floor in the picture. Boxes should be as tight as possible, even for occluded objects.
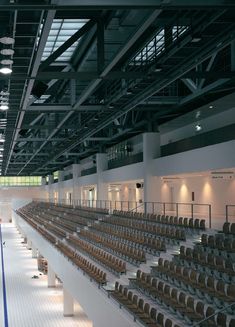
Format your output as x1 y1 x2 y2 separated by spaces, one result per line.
0 223 93 327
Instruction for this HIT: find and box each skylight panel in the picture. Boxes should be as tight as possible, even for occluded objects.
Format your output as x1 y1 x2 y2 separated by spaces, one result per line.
41 19 89 62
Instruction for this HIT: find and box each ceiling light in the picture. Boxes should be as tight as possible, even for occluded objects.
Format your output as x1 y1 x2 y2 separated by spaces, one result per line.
195 111 200 119
0 67 12 74
1 59 13 65
0 49 14 56
0 91 9 96
0 140 5 143
209 105 213 109
154 65 163 72
108 104 114 109
126 89 133 95
0 104 9 110
191 34 202 43
0 37 15 45
93 116 98 121
195 123 202 132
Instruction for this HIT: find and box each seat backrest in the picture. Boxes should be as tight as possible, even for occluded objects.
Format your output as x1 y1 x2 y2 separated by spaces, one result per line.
186 296 195 311
194 218 200 228
227 284 235 299
217 312 227 327
231 223 235 235
207 276 215 289
200 219 206 229
158 281 164 292
144 302 150 315
189 218 194 228
179 292 186 305
196 301 204 317
138 298 144 311
171 288 178 302
223 222 230 234
164 318 173 327
133 294 138 306
150 307 157 321
156 312 164 326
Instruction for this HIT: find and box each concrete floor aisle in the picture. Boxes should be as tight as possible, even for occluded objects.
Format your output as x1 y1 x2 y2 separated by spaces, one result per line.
0 223 93 327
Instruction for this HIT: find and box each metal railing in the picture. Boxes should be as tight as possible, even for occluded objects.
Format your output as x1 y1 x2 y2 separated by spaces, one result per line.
193 302 235 326
33 199 235 229
144 202 212 228
225 204 235 222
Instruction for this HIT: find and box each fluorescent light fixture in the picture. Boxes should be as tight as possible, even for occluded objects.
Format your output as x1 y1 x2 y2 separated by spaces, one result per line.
0 37 15 45
0 49 14 55
195 123 202 132
0 67 12 74
0 139 5 142
191 34 202 43
1 59 13 65
0 91 9 96
0 104 9 110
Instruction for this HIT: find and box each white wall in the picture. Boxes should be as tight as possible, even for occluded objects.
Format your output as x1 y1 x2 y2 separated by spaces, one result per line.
0 186 46 222
154 140 235 176
160 176 235 229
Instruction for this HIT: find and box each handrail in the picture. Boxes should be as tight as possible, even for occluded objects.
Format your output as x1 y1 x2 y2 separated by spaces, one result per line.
193 302 235 326
129 203 144 212
225 204 235 222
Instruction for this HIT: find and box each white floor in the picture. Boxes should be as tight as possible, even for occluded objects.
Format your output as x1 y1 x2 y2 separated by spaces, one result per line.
0 223 93 327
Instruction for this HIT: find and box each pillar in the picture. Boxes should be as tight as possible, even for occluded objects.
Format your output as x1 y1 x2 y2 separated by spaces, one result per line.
63 288 74 317
58 170 65 204
41 176 47 186
27 239 32 250
96 153 108 202
72 163 81 205
48 174 54 202
47 264 56 288
31 244 37 258
143 133 161 205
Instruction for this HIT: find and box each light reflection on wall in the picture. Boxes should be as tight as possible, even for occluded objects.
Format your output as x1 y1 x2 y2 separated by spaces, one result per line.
179 182 189 202
202 180 212 201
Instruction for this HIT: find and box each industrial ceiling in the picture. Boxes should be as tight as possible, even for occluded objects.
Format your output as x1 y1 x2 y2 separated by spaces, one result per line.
0 0 235 176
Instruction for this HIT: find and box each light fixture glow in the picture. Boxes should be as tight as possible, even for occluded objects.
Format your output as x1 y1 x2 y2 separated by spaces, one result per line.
195 123 202 132
1 59 13 65
0 37 15 45
209 105 213 109
0 67 12 74
0 49 14 55
0 104 8 110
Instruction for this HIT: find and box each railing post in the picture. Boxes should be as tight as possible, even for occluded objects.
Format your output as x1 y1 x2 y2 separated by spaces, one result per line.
152 202 154 214
144 202 147 215
163 203 166 216
209 204 212 228
176 203 179 217
128 201 130 212
121 201 123 211
191 203 194 219
226 205 228 222
115 201 116 210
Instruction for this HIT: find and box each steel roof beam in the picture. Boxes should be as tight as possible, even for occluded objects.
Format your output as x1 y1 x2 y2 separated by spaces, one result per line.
17 9 162 175
4 10 56 175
